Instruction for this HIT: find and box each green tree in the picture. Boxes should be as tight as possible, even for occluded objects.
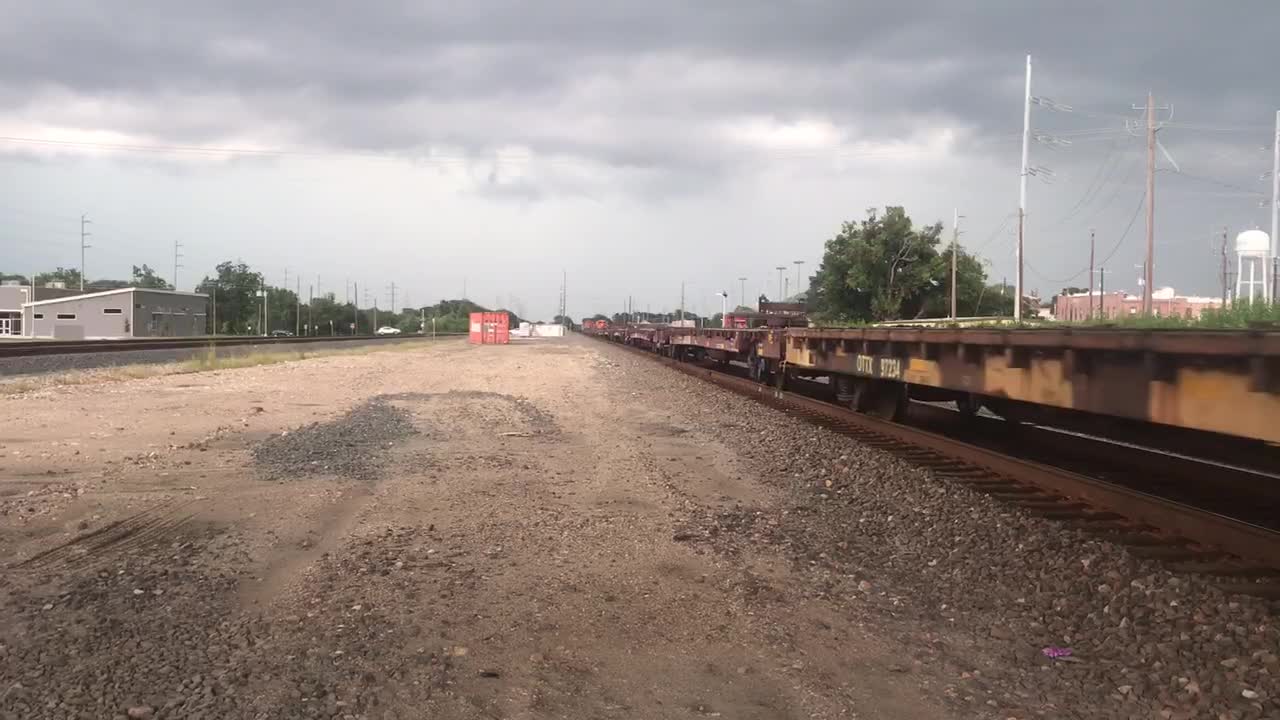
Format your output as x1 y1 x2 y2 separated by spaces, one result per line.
0 272 29 284
810 207 950 322
195 261 261 334
131 264 173 290
264 286 299 333
916 247 1008 318
34 267 82 289
308 293 349 335
396 312 422 333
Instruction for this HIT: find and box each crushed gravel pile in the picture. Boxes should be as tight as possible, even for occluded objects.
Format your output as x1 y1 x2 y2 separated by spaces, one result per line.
629 352 1279 720
252 397 417 481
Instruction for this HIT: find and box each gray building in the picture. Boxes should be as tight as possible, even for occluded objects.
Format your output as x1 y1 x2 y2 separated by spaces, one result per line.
0 281 87 337
22 287 209 339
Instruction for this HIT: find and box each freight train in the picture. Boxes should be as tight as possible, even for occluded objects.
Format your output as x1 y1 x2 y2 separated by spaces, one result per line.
583 308 1280 446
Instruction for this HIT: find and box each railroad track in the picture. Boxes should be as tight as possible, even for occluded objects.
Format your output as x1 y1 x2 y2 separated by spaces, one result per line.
0 333 466 359
603 339 1280 599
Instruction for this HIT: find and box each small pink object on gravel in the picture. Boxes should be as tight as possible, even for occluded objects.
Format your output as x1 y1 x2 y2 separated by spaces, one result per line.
1041 647 1073 659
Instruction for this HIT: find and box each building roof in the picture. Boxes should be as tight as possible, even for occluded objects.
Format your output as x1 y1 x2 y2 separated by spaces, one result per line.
21 286 208 308
1059 286 1220 304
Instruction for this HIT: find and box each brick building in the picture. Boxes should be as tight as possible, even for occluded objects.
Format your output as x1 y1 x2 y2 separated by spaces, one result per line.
1053 287 1222 322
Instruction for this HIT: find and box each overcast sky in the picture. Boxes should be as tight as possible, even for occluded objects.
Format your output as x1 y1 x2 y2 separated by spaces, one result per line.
3 1 1277 319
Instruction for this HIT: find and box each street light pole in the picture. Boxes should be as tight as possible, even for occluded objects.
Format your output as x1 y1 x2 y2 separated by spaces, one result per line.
738 277 747 309
793 260 805 296
775 266 786 299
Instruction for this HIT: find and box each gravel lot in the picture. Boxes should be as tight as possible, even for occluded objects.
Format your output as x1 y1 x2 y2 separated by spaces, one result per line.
0 336 1273 719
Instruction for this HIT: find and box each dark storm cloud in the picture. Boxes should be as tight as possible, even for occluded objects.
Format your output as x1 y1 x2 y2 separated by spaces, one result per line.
1 1 1276 173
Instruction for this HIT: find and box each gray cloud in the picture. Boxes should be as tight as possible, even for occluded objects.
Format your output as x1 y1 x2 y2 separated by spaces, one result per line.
7 2 1273 161
2 1 1278 318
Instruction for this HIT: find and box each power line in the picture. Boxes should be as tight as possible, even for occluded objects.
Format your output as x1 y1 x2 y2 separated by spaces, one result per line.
1096 190 1148 267
1042 138 1134 228
1171 171 1266 196
1080 154 1145 226
1024 191 1145 286
1162 122 1272 133
970 212 1017 256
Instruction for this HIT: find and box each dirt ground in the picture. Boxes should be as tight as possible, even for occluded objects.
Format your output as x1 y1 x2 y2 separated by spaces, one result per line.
0 337 965 719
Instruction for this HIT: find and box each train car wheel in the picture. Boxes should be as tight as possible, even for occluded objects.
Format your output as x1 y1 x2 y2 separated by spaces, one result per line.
956 394 982 417
866 382 907 421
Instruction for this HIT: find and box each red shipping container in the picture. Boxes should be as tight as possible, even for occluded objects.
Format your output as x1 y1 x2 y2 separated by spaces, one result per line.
468 312 510 344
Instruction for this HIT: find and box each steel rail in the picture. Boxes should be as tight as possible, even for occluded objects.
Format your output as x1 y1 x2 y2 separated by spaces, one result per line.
608 339 1280 574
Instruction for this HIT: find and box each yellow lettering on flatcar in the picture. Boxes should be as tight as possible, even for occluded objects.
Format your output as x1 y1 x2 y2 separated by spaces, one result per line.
879 358 901 378
855 355 874 375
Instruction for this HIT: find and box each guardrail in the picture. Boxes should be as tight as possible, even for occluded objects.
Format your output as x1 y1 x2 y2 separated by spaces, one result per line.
0 333 467 359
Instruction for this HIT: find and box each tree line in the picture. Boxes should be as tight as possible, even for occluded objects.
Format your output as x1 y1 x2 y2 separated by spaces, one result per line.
4 260 520 336
194 261 521 335
1 265 173 291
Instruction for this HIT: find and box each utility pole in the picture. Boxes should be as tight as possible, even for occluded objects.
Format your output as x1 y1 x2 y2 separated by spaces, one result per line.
262 275 269 336
296 277 301 336
950 208 962 319
1088 228 1096 319
1095 267 1108 318
173 241 184 290
1131 91 1168 314
738 276 747 309
793 260 805 297
387 282 398 314
1270 109 1279 302
680 281 685 322
308 285 314 336
1016 54 1032 322
1143 91 1156 314
352 281 359 335
1221 227 1230 307
775 266 786 299
558 270 567 324
79 214 92 291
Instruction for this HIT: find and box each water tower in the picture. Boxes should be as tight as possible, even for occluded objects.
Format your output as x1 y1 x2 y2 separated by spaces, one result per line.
1236 229 1270 302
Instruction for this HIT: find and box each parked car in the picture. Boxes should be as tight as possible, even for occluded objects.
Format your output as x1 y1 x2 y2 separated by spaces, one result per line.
269 329 294 337
375 326 401 336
